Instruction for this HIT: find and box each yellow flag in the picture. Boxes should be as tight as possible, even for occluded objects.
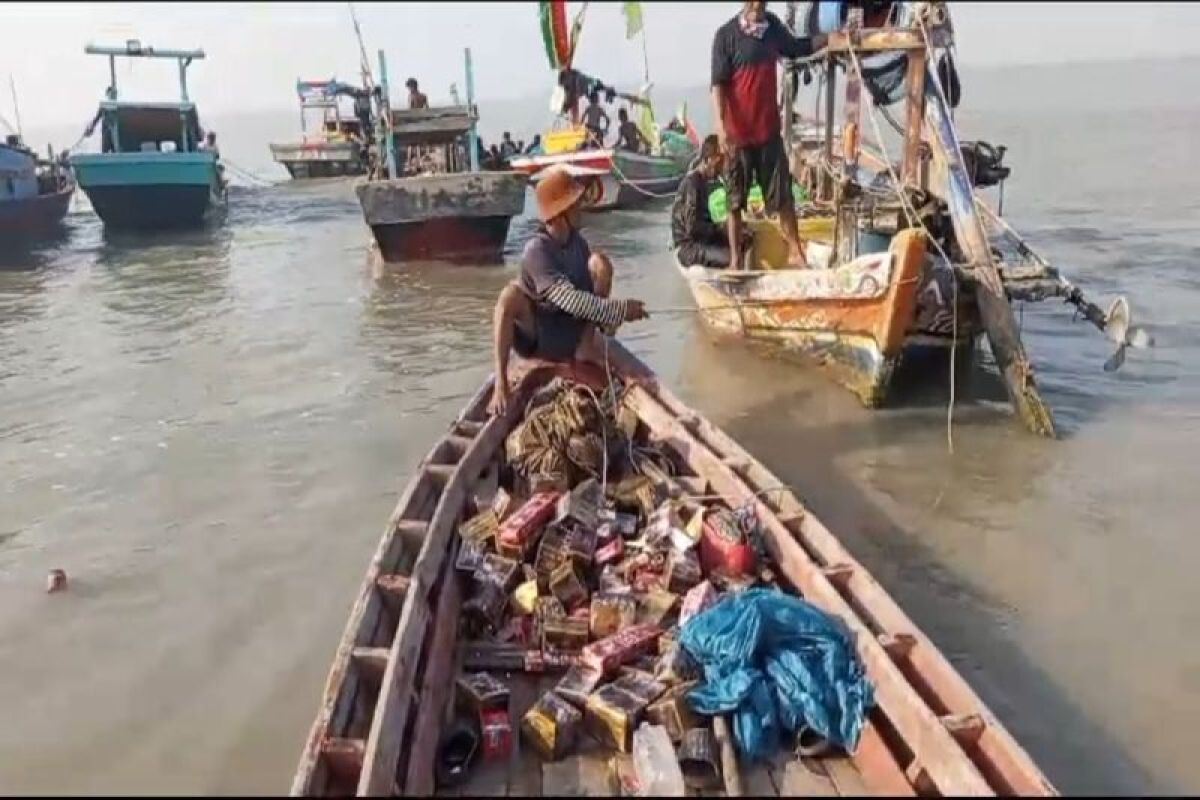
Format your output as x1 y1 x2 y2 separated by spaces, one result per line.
622 1 643 39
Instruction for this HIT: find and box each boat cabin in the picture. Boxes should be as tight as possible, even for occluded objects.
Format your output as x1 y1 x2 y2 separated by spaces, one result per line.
0 138 38 201
296 80 371 142
388 106 475 176
90 102 204 155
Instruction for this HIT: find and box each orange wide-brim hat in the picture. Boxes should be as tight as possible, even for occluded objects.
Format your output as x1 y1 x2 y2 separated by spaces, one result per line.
535 166 587 222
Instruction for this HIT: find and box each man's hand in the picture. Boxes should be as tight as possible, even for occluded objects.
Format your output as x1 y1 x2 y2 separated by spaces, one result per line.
624 299 649 322
488 382 509 417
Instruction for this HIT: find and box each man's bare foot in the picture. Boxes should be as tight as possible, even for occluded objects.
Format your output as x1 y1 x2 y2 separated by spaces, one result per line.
787 242 808 267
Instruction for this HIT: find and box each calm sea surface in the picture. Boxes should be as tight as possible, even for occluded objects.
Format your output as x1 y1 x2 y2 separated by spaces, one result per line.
2 59 1198 793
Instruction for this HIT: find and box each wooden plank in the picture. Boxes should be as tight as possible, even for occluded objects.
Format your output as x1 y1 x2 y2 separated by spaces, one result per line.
357 378 526 796
824 755 873 797
777 759 837 796
606 341 1055 797
350 647 390 684
942 713 986 745
375 573 411 598
402 561 464 795
622 385 992 796
713 716 742 797
321 737 365 783
854 721 917 796
821 27 948 54
878 633 918 660
901 50 926 186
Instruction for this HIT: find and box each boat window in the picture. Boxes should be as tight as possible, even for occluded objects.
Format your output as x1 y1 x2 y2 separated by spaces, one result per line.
110 105 202 154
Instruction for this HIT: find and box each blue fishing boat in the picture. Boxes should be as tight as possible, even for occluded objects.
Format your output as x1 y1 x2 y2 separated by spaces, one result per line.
70 41 226 231
0 135 75 250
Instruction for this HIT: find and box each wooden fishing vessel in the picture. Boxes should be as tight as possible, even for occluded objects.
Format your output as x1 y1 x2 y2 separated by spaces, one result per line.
270 78 373 179
290 341 1056 797
509 134 695 213
0 136 74 249
356 48 525 264
70 41 226 231
675 1 1150 435
508 1 697 212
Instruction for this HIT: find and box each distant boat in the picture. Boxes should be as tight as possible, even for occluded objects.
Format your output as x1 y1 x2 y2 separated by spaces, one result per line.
0 135 74 249
269 78 372 179
357 48 526 265
70 41 226 231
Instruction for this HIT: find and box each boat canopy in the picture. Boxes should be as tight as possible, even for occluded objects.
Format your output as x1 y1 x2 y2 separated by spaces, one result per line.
388 106 473 146
97 102 203 154
297 79 362 103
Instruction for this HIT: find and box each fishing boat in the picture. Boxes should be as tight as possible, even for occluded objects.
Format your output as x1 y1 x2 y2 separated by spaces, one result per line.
0 135 74 249
356 48 525 264
289 340 1057 797
269 78 373 179
674 1 1152 437
507 1 698 212
70 41 226 231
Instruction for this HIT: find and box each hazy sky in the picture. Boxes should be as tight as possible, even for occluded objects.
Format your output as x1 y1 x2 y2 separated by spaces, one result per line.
3 2 1200 131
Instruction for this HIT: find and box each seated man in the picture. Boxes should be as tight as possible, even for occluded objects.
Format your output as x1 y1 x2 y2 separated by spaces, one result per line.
614 108 648 154
489 166 649 415
671 135 750 269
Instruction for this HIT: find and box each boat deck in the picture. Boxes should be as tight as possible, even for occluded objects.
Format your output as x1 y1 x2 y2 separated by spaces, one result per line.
436 671 883 797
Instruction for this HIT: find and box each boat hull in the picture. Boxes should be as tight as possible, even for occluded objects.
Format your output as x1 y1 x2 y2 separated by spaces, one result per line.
676 228 931 407
0 184 74 246
509 148 690 211
289 344 1055 798
356 171 526 265
270 141 366 179
70 152 224 230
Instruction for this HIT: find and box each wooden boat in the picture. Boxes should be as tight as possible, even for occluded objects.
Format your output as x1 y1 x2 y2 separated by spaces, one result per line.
508 1 697 212
676 1 1151 436
509 136 694 213
270 78 371 179
70 41 226 231
356 49 525 264
0 136 74 249
289 340 1057 797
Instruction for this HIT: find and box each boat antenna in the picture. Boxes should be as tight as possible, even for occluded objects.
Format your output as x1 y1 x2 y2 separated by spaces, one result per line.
8 75 22 138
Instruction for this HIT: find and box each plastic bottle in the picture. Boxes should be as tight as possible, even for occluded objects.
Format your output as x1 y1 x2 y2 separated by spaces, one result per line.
631 722 686 797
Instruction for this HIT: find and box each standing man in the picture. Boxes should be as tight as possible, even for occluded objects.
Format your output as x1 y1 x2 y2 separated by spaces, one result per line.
489 166 649 415
711 1 826 269
581 91 610 148
405 78 429 109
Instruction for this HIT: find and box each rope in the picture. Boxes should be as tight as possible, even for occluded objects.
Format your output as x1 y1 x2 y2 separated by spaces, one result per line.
845 36 961 455
222 157 276 187
607 152 683 199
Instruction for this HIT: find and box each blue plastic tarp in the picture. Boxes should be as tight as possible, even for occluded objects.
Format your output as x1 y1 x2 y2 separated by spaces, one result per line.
679 587 875 761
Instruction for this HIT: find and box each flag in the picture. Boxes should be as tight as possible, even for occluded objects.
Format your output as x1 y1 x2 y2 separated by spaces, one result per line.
622 1 644 40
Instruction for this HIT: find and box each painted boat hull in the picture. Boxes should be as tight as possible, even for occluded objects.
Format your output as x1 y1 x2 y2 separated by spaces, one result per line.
70 152 224 230
356 171 526 264
677 228 943 407
270 140 366 179
0 184 74 246
509 148 691 211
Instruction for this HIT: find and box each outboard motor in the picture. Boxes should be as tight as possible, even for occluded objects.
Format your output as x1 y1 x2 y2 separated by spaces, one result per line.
960 141 1011 188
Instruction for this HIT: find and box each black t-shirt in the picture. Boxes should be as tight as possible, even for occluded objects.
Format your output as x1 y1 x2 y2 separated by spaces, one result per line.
671 170 724 248
711 11 815 147
519 225 594 355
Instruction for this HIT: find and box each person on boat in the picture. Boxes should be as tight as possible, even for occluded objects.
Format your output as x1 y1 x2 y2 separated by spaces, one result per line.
525 135 544 156
488 166 649 416
672 135 750 269
582 91 610 148
405 78 429 110
614 108 648 155
200 131 221 160
711 1 827 269
499 132 518 160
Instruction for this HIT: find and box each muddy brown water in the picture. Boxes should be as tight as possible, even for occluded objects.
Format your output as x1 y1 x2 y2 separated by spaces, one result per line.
2 64 1198 794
